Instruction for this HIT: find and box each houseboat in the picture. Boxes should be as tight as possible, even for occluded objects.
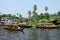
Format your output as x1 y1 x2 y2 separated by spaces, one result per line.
37 23 57 29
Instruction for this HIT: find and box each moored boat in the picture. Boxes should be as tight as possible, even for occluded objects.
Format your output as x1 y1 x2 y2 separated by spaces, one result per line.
4 25 24 31
37 23 57 29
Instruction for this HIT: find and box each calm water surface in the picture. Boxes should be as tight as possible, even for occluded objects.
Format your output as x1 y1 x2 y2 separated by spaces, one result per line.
0 26 60 40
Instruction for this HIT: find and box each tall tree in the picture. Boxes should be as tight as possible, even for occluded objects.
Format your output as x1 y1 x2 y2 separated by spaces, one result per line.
8 14 12 17
13 15 16 19
2 14 8 17
58 11 60 18
44 13 50 20
33 4 37 11
17 13 18 15
45 6 48 13
33 4 38 21
40 13 44 19
19 14 23 22
28 10 31 20
17 13 19 17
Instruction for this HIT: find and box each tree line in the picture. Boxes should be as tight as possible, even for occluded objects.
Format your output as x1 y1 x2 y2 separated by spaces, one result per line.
0 4 60 24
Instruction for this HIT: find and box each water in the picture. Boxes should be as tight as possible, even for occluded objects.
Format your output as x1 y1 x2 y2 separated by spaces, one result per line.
0 26 60 40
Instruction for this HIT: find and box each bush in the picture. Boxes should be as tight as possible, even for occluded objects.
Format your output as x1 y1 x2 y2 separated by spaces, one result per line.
38 19 49 23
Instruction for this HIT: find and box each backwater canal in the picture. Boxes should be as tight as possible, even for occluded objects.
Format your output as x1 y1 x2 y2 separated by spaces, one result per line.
0 26 60 40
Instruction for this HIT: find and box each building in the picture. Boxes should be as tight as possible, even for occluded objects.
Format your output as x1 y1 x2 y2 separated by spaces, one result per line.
1 17 13 25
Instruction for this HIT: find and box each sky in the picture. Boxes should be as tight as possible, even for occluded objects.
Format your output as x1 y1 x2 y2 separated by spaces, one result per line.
0 0 60 18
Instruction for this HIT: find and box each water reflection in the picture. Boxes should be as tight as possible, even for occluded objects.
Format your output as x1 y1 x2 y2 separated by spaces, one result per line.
0 26 60 40
27 29 38 40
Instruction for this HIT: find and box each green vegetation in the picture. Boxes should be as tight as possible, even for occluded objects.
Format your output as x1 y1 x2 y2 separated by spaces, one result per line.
0 4 60 28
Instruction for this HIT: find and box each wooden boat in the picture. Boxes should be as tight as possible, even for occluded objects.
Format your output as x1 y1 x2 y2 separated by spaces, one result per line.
4 26 24 31
39 27 57 29
37 23 57 29
4 27 24 31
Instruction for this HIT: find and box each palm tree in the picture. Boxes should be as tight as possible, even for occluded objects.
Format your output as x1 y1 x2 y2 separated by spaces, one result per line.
58 11 60 18
33 4 39 22
17 13 19 16
45 6 48 13
28 10 31 20
34 4 37 11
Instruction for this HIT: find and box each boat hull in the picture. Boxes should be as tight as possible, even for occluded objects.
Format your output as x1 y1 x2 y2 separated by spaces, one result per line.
36 26 58 29
39 27 58 29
